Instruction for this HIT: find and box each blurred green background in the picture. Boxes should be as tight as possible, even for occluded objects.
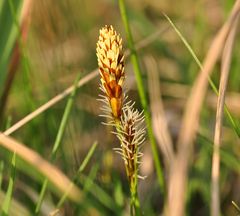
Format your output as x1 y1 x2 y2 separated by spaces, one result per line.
0 0 240 215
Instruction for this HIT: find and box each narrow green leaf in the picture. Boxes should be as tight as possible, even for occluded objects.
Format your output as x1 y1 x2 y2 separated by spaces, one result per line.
35 73 81 214
0 191 30 216
199 134 240 173
0 161 4 190
0 152 16 216
0 0 23 93
51 73 81 158
79 167 120 212
57 141 98 207
114 180 124 207
34 179 48 214
163 14 240 137
118 0 165 192
77 141 98 174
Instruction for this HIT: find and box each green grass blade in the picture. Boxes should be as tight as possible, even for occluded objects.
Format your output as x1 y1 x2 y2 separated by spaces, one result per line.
0 2 4 16
80 166 120 213
34 179 48 214
8 0 33 111
0 161 4 190
4 116 12 131
220 147 240 172
58 145 120 214
0 152 16 216
57 141 98 207
0 0 22 93
199 134 240 173
118 0 165 191
77 141 98 174
35 74 81 214
163 14 240 137
51 73 81 158
114 180 124 207
0 191 30 216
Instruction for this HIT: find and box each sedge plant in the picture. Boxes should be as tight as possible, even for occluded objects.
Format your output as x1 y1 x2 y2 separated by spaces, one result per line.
96 25 145 216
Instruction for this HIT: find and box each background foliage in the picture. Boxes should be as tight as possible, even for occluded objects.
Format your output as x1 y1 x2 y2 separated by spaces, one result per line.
0 0 240 215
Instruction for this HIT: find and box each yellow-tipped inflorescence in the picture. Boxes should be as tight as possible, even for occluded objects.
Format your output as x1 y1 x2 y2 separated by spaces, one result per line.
96 25 125 119
97 26 145 211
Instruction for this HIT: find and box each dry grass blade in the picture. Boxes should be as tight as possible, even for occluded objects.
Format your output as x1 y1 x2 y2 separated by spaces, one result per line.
160 82 240 116
4 26 170 136
3 70 98 135
126 24 170 56
0 132 82 202
145 55 174 168
177 0 240 151
211 14 239 216
167 1 240 216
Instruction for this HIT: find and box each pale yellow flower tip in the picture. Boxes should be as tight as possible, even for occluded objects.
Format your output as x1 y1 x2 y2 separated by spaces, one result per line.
96 25 125 119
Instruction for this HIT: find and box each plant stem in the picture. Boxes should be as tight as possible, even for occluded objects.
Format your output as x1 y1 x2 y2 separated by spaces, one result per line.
0 152 16 216
115 119 142 216
130 183 141 216
164 13 240 138
118 0 165 191
34 74 81 214
57 141 98 208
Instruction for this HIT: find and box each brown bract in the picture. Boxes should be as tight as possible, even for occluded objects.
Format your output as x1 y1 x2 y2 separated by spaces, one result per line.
96 25 125 119
114 105 145 185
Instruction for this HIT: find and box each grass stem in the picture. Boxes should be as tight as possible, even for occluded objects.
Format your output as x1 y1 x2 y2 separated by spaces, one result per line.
118 0 165 192
0 152 16 216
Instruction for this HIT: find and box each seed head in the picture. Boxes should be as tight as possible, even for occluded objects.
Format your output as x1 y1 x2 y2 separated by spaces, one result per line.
96 25 146 186
114 103 145 183
96 25 125 119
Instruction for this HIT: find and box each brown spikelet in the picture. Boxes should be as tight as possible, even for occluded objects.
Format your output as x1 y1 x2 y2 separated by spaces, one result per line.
96 25 125 119
97 26 146 212
113 103 145 184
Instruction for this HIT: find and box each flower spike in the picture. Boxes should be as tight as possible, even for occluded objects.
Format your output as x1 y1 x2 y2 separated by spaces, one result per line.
96 25 125 119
